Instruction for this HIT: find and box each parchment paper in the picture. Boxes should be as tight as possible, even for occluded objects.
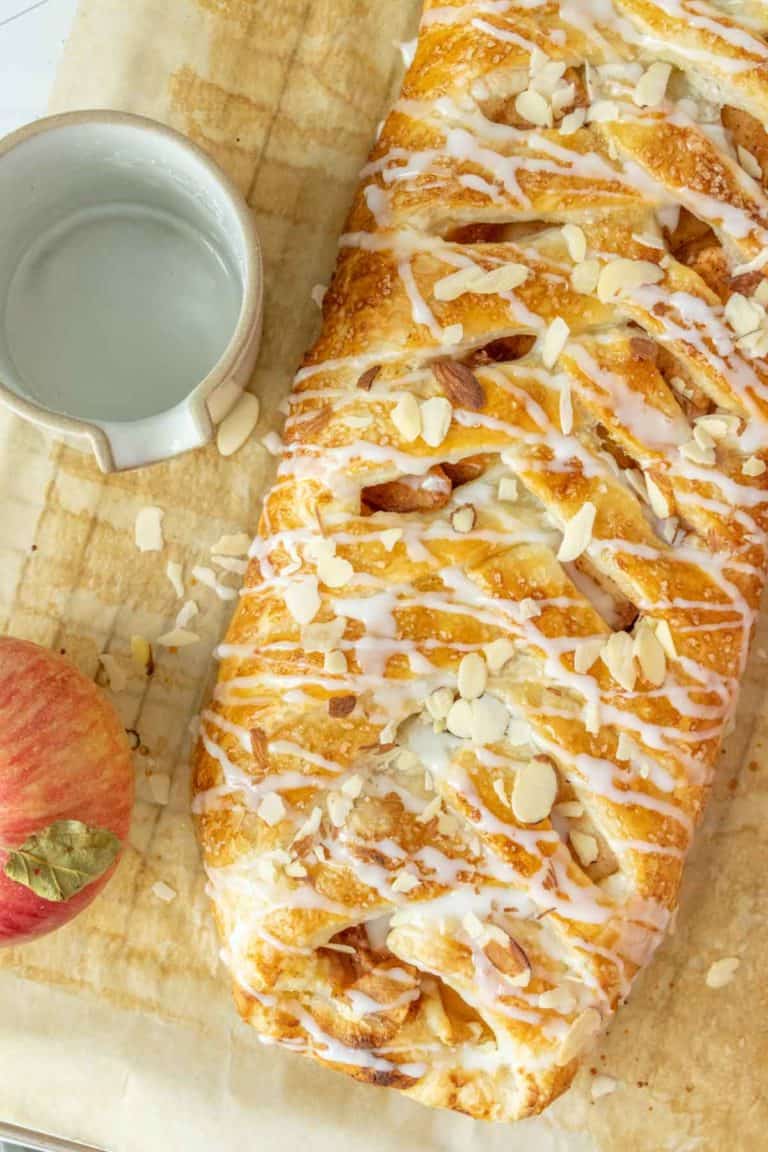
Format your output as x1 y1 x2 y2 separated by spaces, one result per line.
0 4 766 1150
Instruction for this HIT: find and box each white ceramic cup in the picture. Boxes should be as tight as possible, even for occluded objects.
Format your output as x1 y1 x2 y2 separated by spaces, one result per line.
0 111 262 471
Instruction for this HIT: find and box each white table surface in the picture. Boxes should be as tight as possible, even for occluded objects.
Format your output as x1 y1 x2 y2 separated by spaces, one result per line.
0 9 82 1151
0 0 78 138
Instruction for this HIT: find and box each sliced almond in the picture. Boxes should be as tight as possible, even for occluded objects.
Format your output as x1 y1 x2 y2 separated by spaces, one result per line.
693 423 715 451
426 687 454 720
446 697 474 739
743 455 766 477
584 697 600 735
433 265 485 302
725 291 764 336
633 621 666 686
530 58 566 96
392 393 422 442
551 82 576 117
433 264 528 303
600 631 637 692
473 263 530 295
557 502 596 563
442 323 464 345
492 777 510 807
737 326 768 357
458 652 488 700
327 792 352 827
515 88 553 127
512 758 558 824
420 396 453 447
571 259 600 294
587 100 619 123
135 506 164 553
574 636 604 674
553 800 584 819
284 575 321 626
216 392 260 457
484 638 516 673
470 694 509 744
324 649 348 674
633 61 671 107
705 956 740 989
317 554 354 589
680 438 715 466
431 359 485 410
561 224 587 263
305 535 335 563
597 259 663 303
484 937 531 986
212 555 248 576
645 473 671 519
175 600 199 630
258 792 285 827
211 532 250 557
506 716 531 745
570 830 599 867
560 107 586 134
302 616 347 653
207 378 241 424
696 414 738 441
156 628 199 648
391 870 420 894
294 806 322 843
540 316 570 369
651 618 677 660
342 774 363 799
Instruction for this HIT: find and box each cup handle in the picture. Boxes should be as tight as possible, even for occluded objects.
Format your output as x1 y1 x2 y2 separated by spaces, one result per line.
94 396 214 472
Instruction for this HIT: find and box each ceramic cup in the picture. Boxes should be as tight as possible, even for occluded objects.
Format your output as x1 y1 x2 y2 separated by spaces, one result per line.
0 110 262 471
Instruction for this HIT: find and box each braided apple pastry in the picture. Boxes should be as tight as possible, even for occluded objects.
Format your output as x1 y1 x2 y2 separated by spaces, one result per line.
194 0 768 1122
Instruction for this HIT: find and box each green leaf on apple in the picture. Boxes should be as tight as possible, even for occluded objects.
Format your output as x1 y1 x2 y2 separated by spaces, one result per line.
3 820 121 903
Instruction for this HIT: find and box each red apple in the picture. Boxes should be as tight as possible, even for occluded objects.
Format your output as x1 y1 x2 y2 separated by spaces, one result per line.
0 637 134 946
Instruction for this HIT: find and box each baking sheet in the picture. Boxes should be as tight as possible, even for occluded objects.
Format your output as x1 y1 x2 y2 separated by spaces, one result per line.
0 3 766 1149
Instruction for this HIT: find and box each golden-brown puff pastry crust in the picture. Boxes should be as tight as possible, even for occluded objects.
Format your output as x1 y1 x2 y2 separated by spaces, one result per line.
194 0 768 1123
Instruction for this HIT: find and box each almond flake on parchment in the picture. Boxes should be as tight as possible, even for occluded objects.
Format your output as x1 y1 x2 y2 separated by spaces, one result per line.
135 507 164 553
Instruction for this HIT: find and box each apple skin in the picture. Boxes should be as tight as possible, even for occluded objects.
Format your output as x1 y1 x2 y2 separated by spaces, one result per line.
0 638 134 946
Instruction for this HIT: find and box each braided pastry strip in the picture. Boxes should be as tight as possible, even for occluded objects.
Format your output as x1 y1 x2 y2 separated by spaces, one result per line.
194 0 768 1122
